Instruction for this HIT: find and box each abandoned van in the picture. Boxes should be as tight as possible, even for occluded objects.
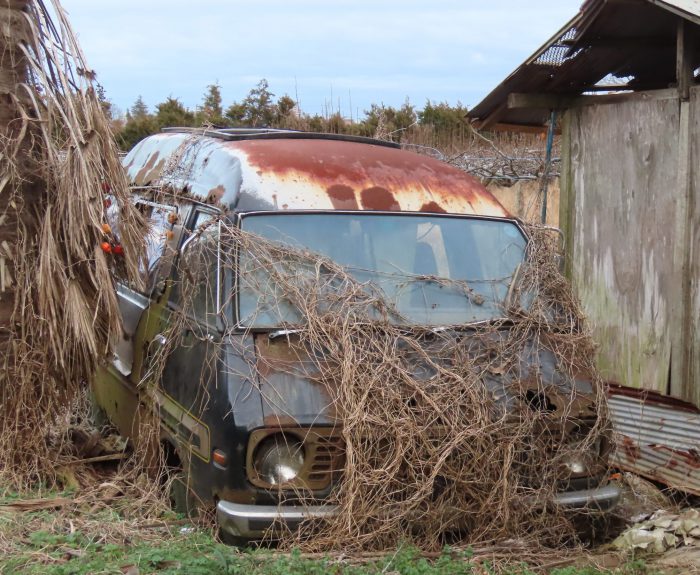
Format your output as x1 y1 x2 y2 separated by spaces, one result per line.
94 128 619 541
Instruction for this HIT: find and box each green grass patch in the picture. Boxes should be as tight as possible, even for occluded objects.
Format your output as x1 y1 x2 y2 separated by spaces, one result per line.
0 492 658 575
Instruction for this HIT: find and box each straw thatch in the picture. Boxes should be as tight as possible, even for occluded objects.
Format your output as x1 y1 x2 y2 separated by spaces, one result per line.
0 0 144 485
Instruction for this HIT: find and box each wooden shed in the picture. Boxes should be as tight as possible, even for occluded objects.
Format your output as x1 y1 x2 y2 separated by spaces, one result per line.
469 0 700 407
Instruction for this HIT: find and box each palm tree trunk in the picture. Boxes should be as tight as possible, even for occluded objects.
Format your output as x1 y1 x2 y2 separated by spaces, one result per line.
0 0 37 366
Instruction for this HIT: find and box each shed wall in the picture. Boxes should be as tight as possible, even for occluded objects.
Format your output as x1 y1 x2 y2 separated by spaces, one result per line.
562 90 699 404
689 87 700 406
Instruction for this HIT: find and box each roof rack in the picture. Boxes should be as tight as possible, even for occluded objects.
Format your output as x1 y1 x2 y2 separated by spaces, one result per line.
160 127 400 149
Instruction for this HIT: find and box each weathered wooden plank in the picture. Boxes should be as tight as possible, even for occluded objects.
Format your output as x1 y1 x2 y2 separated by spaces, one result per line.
670 98 693 401
569 98 680 394
481 122 554 135
558 110 575 279
476 102 508 131
676 20 694 101
508 93 575 111
687 85 700 407
508 89 679 112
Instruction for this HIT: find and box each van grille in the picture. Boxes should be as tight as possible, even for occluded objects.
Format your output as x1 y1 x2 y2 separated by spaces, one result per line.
307 432 345 485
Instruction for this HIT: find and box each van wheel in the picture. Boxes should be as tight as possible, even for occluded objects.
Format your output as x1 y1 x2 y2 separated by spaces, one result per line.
162 443 198 518
168 470 198 517
87 389 110 430
217 527 251 548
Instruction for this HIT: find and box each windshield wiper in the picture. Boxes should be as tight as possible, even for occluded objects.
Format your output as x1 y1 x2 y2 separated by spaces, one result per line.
505 263 522 308
268 328 303 340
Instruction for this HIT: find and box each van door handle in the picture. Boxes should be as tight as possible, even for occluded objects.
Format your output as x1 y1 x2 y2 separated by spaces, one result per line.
152 334 167 348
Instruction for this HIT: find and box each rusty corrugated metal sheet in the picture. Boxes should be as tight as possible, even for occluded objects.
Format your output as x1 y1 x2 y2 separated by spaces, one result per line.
608 384 700 495
123 132 509 218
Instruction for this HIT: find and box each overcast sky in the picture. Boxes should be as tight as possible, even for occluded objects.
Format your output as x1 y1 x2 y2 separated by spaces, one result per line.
59 0 583 119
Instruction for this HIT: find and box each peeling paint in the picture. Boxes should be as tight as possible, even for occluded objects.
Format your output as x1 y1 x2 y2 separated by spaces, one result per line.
123 132 510 217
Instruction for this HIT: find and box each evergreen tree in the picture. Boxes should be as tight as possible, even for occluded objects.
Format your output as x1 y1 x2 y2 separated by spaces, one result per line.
130 95 149 119
96 82 114 120
225 79 275 127
155 97 195 128
224 101 247 127
418 101 470 148
118 114 157 151
419 101 468 131
275 94 297 125
199 83 226 126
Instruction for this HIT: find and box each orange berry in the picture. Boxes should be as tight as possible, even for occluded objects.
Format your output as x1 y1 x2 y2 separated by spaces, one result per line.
101 242 112 254
102 223 112 234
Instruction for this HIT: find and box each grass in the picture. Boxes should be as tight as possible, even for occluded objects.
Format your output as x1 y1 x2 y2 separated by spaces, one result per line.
0 533 659 575
0 492 658 575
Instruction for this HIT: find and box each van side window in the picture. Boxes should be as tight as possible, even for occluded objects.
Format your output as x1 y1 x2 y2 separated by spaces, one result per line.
139 201 176 271
172 212 219 326
137 200 178 293
104 197 178 293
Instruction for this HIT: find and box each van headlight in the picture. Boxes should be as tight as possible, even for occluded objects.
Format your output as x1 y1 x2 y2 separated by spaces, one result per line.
563 457 586 474
562 436 602 475
253 434 305 485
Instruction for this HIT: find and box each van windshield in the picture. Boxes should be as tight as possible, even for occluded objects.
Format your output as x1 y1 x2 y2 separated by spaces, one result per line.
238 213 526 327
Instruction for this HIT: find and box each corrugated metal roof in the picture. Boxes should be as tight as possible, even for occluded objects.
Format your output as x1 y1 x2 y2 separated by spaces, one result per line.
608 384 700 496
122 130 510 217
468 0 700 129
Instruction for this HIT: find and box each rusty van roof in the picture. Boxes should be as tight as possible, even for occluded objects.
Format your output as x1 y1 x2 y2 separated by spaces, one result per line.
123 128 509 217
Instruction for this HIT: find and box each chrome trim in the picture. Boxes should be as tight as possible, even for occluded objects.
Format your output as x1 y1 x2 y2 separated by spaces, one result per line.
217 500 336 539
552 484 620 510
268 328 303 340
116 283 151 309
237 209 527 237
218 484 620 539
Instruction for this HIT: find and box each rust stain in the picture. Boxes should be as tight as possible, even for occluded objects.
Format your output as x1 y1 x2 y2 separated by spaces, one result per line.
206 184 225 204
134 152 164 185
254 334 307 378
360 187 399 211
254 334 336 423
609 385 700 495
675 448 700 469
262 414 301 427
622 435 640 461
229 139 508 215
327 184 359 210
420 201 447 214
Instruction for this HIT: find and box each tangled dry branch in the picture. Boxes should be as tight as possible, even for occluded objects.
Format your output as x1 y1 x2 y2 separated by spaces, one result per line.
135 195 609 551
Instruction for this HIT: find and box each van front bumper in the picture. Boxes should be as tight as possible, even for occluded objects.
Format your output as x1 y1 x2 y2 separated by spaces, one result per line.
217 500 336 539
217 484 619 540
552 483 620 511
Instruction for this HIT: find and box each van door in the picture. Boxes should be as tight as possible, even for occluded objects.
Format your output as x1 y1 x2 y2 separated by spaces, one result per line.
112 199 183 377
93 198 187 438
149 209 223 467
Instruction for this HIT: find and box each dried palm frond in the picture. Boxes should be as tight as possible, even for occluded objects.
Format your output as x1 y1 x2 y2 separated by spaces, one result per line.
0 0 145 485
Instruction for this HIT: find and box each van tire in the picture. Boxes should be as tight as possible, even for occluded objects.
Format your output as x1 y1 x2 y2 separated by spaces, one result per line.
168 470 199 518
162 442 199 518
217 527 250 548
87 389 110 430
